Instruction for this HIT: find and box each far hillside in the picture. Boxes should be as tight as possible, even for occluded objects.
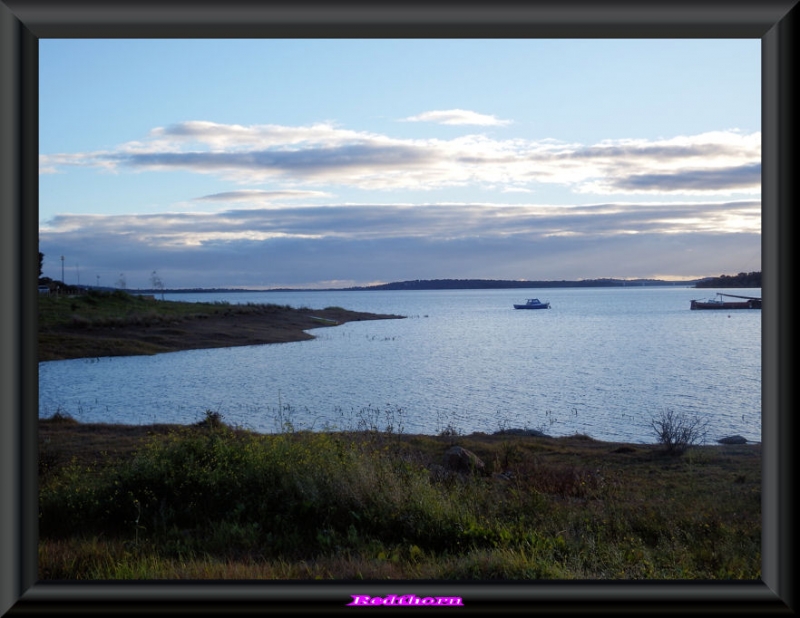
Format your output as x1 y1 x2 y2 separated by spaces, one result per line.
694 271 761 289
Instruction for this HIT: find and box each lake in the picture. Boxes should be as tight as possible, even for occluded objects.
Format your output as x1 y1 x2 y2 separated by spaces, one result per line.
38 286 762 444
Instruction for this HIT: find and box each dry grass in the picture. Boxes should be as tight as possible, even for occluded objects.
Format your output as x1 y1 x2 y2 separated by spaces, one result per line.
38 291 403 361
38 415 761 581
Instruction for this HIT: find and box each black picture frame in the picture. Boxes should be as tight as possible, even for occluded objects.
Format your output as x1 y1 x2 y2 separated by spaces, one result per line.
1 1 795 614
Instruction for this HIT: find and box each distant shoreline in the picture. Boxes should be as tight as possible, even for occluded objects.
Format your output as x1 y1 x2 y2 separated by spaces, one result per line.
43 273 761 296
121 277 704 294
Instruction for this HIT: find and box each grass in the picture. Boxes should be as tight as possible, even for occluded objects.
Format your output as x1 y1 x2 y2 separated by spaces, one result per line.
38 411 761 580
38 289 403 361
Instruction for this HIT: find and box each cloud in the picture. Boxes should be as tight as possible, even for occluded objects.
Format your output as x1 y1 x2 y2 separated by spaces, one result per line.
193 190 331 203
40 219 761 290
40 199 760 252
401 109 512 126
40 122 761 196
148 121 369 149
121 143 434 176
605 163 761 193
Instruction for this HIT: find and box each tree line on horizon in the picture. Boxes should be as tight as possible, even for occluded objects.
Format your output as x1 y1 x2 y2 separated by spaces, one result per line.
693 271 761 289
38 251 759 292
346 278 696 291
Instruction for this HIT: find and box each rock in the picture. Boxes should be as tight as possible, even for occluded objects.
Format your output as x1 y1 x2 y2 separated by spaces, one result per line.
717 435 748 445
442 446 486 475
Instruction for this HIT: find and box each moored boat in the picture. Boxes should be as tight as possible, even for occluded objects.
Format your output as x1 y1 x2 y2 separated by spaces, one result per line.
690 293 761 310
514 298 550 310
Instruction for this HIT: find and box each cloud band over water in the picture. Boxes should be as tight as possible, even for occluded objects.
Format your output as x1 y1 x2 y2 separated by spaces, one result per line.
40 121 761 196
39 116 761 288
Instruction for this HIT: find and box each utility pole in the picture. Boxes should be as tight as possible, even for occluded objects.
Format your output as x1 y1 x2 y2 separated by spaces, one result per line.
60 255 65 283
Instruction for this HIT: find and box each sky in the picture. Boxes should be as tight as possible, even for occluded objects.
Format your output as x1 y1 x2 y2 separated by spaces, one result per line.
38 39 762 290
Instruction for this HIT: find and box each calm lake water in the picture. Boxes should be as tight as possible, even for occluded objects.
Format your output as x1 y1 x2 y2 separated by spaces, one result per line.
38 287 762 444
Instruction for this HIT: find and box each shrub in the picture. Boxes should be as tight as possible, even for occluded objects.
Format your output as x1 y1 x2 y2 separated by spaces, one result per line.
649 408 709 455
44 409 79 424
194 410 226 430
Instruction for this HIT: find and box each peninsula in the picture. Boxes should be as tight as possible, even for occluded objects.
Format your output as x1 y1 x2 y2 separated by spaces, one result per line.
38 290 404 361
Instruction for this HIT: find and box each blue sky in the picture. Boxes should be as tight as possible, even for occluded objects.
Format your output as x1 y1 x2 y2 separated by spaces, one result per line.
39 39 761 289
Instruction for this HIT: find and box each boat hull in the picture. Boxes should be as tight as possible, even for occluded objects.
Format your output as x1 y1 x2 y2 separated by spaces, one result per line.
513 304 550 310
690 299 761 310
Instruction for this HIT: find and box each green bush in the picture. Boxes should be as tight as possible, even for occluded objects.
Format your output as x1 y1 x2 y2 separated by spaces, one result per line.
41 427 476 557
39 417 760 578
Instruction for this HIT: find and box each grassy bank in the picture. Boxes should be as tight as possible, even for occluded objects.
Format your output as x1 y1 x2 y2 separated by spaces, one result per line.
38 289 404 361
38 412 761 580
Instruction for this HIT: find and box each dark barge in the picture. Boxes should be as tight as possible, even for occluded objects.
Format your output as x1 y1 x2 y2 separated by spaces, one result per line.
690 293 761 310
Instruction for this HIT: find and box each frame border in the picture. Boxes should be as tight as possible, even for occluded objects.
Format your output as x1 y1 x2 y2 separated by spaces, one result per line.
1 1 795 614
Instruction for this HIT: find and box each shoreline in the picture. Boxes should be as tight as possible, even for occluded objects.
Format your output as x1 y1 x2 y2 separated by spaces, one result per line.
38 414 761 453
39 293 404 361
